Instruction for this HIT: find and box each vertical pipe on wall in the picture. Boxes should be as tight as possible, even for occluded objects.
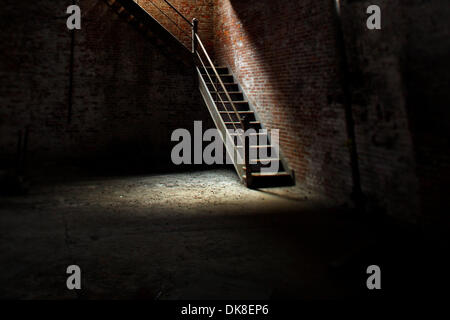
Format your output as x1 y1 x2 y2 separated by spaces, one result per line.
192 18 198 54
331 0 365 209
67 1 76 124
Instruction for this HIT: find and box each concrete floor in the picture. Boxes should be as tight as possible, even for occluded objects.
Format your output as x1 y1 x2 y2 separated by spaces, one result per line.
1 168 442 299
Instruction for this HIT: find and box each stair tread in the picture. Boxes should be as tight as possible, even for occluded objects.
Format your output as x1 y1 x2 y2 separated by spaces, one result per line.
243 172 290 178
215 100 248 103
229 132 266 135
236 145 272 148
212 91 242 93
202 73 233 76
206 82 236 85
224 121 260 124
250 158 280 161
219 110 253 113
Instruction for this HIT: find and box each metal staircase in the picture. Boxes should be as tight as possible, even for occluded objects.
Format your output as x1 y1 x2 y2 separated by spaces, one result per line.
105 0 295 188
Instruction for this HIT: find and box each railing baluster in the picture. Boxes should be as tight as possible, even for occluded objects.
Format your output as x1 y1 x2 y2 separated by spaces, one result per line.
192 18 198 54
242 116 253 188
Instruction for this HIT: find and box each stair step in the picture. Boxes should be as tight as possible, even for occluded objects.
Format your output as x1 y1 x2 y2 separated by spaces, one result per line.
219 110 253 114
224 121 260 125
237 145 272 149
205 66 228 72
202 74 234 82
212 91 242 94
215 101 248 104
206 82 236 86
213 91 244 101
202 72 233 76
229 132 267 136
206 83 239 91
250 158 280 163
243 172 290 178
243 172 294 187
206 81 235 84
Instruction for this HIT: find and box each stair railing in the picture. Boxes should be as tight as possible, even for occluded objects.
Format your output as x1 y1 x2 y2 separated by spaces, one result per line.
134 1 245 138
135 0 250 179
194 33 251 174
194 31 253 184
194 35 244 131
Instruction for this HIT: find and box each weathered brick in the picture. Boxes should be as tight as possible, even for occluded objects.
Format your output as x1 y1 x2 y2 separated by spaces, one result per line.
213 0 353 201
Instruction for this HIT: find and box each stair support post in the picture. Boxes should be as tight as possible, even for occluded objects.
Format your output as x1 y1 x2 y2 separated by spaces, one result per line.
242 116 253 188
192 18 198 54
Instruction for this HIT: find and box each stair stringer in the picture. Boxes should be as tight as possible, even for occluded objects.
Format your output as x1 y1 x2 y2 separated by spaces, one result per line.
221 64 296 183
197 66 246 182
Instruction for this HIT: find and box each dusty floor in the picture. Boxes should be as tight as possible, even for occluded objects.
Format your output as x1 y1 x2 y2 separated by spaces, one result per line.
0 168 445 299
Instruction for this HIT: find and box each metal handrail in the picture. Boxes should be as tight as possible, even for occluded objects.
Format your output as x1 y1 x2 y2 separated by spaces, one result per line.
195 34 244 128
196 53 230 119
193 32 251 179
196 51 241 137
143 0 243 132
196 66 246 155
137 0 249 171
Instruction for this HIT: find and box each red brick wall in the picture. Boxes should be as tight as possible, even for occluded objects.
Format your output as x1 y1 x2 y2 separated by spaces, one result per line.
213 0 449 223
213 0 353 200
136 0 214 52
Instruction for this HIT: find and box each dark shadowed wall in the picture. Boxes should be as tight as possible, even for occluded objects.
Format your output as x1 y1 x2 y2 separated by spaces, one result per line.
0 0 211 171
340 0 450 224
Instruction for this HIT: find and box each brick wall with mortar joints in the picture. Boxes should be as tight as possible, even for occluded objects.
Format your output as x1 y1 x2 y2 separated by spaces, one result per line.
213 0 450 222
136 0 214 53
213 0 353 201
